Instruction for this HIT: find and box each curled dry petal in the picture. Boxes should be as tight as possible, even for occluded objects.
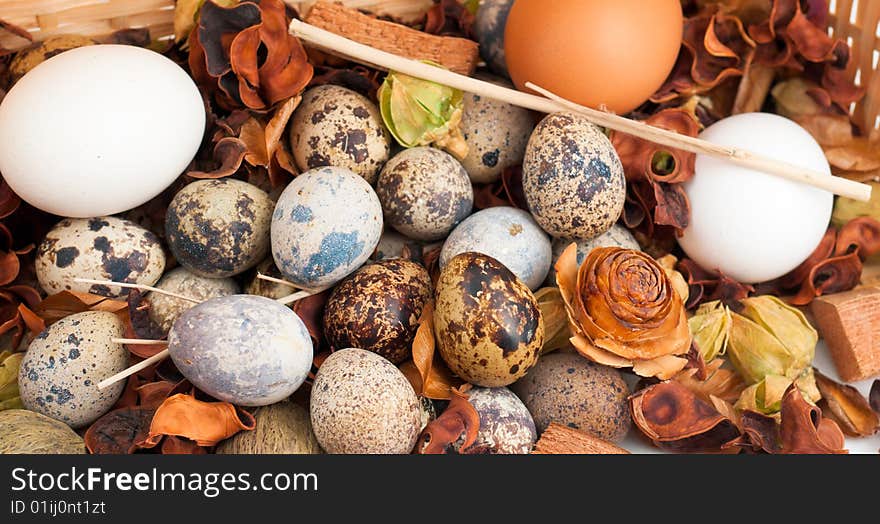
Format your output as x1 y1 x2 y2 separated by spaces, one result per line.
85 407 156 454
472 166 528 211
534 287 572 355
779 384 847 454
416 386 480 454
677 259 754 309
630 381 741 452
424 0 476 39
674 358 746 404
871 380 880 415
739 410 781 453
0 351 23 411
141 394 255 448
814 369 879 437
400 301 462 400
557 245 690 379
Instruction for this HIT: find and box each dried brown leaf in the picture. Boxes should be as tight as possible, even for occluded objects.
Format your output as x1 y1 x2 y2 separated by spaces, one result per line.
814 369 879 437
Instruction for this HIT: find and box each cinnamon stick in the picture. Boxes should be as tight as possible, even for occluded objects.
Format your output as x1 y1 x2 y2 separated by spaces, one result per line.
532 423 631 455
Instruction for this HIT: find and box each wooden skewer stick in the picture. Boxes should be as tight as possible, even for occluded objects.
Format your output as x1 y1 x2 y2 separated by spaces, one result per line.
97 349 169 390
257 273 300 289
111 338 169 346
73 278 201 304
276 288 326 305
288 19 872 202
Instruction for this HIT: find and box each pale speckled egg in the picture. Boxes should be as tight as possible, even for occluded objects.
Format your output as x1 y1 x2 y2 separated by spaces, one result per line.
511 352 631 442
18 311 127 429
476 0 515 77
441 207 551 290
166 178 273 278
271 167 383 290
290 85 391 185
168 295 313 407
434 252 543 387
544 223 641 285
310 348 421 454
36 216 165 298
146 267 239 337
323 259 432 364
0 409 86 454
376 147 473 241
459 78 534 183
245 258 292 300
216 401 321 455
453 386 536 454
523 112 626 240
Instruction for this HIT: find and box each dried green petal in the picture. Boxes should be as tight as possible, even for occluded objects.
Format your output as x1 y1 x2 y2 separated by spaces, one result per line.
0 351 23 412
832 181 880 228
737 295 816 377
378 66 468 158
735 370 820 416
688 300 730 362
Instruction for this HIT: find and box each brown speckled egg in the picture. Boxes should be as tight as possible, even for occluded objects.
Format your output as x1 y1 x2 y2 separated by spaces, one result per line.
245 258 292 300
36 216 165 298
0 409 86 454
146 267 239 336
434 252 543 387
453 386 536 454
376 147 473 241
310 348 421 454
523 112 626 240
459 77 534 183
290 85 391 185
216 401 321 455
323 259 432 364
511 352 631 442
544 223 641 285
166 178 273 278
18 311 127 429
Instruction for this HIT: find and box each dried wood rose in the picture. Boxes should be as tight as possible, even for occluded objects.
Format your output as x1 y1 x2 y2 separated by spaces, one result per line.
555 245 691 379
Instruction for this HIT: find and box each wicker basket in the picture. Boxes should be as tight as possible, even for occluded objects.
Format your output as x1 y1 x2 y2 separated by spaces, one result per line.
0 0 878 130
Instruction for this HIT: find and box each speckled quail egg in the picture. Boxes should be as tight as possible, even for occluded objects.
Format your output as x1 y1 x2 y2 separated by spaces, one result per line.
0 409 86 454
271 166 383 290
459 78 534 183
323 259 432 364
376 147 473 241
146 267 239 336
453 386 536 454
245 258 293 300
36 216 165 298
290 85 391 185
434 252 543 387
166 178 273 278
216 400 321 455
441 207 551 290
475 0 515 77
310 348 422 454
511 352 631 442
544 223 641 285
169 295 313 406
523 112 626 240
18 311 127 429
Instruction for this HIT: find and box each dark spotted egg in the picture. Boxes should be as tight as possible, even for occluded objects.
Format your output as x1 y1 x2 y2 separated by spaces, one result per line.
434 252 543 387
168 295 313 407
376 147 473 242
323 259 432 364
18 311 127 428
271 167 383 290
290 85 391 185
36 216 165 298
522 112 626 240
475 0 515 77
166 179 273 278
459 77 534 183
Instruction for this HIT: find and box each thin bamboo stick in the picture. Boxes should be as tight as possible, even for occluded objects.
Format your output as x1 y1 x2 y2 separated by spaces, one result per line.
97 348 169 390
288 19 873 202
73 278 200 304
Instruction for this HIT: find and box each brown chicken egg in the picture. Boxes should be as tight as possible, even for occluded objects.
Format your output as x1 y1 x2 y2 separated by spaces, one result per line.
434 252 543 387
323 259 432 364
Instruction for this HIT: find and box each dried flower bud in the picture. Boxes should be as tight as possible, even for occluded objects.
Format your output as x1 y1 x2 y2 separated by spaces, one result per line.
378 67 468 159
688 300 731 362
556 245 690 379
727 295 817 385
0 351 23 411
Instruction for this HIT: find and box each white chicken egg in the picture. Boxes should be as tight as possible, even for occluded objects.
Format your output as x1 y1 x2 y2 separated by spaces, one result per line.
0 45 205 218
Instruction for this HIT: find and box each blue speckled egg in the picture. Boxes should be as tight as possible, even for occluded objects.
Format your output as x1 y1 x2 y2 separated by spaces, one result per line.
168 295 313 407
271 167 383 290
440 207 551 290
544 223 641 285
476 0 515 77
18 311 127 428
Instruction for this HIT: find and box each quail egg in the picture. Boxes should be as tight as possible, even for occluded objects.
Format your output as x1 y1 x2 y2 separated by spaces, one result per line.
146 267 239 336
453 386 536 454
475 0 515 77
